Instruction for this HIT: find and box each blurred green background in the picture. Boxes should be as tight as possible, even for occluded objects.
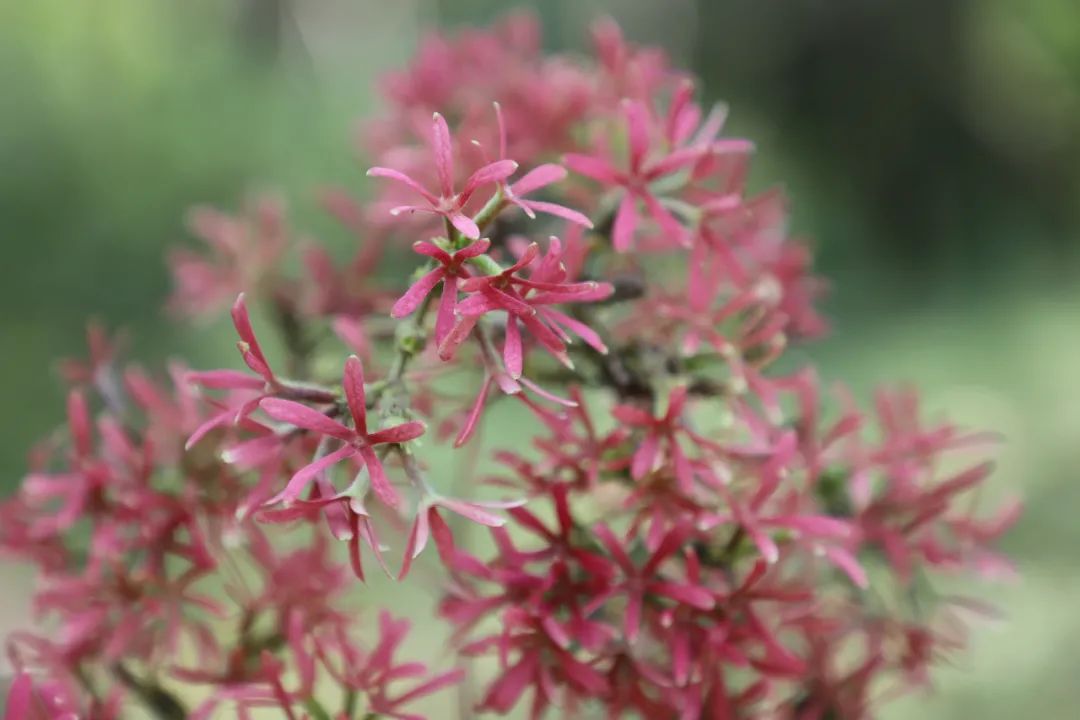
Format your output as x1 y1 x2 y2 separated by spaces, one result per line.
2 0 1078 716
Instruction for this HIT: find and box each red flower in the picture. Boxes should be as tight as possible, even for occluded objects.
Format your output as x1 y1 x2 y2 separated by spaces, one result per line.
592 524 715 642
440 239 613 375
611 385 701 491
260 355 425 508
391 238 490 346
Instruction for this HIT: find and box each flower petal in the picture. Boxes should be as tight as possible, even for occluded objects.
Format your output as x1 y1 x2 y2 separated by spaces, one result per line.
612 192 638 252
462 159 519 199
260 398 353 441
411 239 453 264
435 497 511 527
342 355 368 435
431 112 454 198
455 375 493 448
392 267 445 319
503 316 524 379
398 507 431 580
359 445 401 508
447 211 480 240
367 167 439 205
435 274 459 347
563 153 621 184
516 199 593 228
367 420 426 445
623 99 650 171
268 445 357 505
510 163 566 197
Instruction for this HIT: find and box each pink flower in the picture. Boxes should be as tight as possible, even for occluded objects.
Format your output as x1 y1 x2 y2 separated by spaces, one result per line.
592 524 715 642
260 355 425 508
185 294 336 450
485 102 593 228
391 238 490 346
440 239 613 376
367 112 518 239
611 386 700 491
1 672 80 720
167 196 289 318
565 99 750 251
399 493 524 579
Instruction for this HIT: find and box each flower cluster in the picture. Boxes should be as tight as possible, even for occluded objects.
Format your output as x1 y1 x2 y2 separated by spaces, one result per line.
1 13 1016 720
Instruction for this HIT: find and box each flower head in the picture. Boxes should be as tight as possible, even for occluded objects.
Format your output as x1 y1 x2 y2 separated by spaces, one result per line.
368 112 517 239
260 355 425 508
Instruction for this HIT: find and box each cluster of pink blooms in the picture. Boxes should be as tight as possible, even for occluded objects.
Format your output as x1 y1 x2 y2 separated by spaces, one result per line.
2 13 1018 720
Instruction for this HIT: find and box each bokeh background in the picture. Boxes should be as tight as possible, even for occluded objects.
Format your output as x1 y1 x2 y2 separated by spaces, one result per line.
2 0 1078 716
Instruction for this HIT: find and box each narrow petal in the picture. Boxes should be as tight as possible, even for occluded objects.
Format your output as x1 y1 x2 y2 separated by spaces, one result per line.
651 581 715 610
392 267 445 319
4 674 32 720
822 545 869 589
506 241 540 273
456 237 492 258
432 112 454 198
411 239 453 264
221 434 280 470
623 99 650 171
435 274 459 347
593 523 634 572
518 377 577 407
510 164 566 197
185 409 233 450
518 312 568 358
268 445 356 505
67 390 92 457
454 292 503 317
435 497 508 527
366 420 426 445
631 432 660 479
398 508 431 580
461 159 519 198
516 199 593 228
563 153 622 184
612 192 638 252
366 167 439 205
484 287 536 318
641 191 686 244
541 309 608 353
482 656 536 713
437 315 479 361
503 316 523 379
428 507 456 566
454 376 493 448
359 446 401 507
260 398 353 441
342 355 368 435
388 204 439 218
610 404 654 426
348 530 365 582
447 211 480 240
390 668 467 709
